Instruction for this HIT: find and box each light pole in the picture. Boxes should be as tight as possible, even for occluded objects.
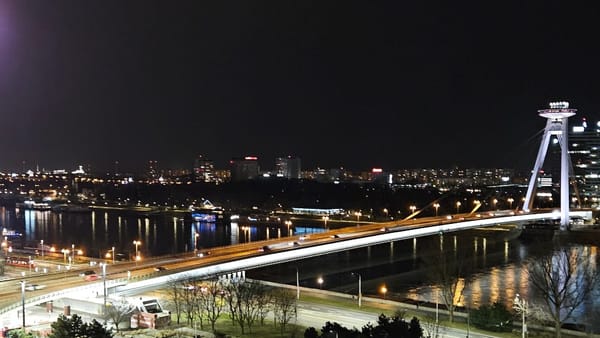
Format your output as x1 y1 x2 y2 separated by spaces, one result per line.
514 294 528 338
111 246 115 264
285 220 292 236
354 212 362 225
20 280 26 329
492 198 498 210
61 249 69 264
71 244 75 263
317 277 323 289
508 197 514 209
352 272 362 307
40 239 44 260
433 203 440 217
296 267 300 300
102 263 107 317
133 240 141 263
409 205 416 215
194 233 199 252
456 201 461 214
322 215 329 229
380 285 387 300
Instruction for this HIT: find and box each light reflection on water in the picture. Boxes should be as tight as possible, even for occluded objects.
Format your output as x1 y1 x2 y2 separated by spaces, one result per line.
4 207 599 330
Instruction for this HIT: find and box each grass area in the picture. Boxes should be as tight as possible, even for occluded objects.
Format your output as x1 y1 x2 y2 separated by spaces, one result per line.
170 315 307 338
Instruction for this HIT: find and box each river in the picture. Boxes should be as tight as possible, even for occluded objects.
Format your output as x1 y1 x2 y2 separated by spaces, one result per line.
2 207 598 331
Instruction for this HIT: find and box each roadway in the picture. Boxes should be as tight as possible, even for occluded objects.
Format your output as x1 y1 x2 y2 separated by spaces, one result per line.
0 208 591 315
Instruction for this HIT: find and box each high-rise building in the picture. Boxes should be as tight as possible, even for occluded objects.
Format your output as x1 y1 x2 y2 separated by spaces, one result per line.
274 156 301 179
570 117 600 207
230 156 260 181
193 155 215 183
146 160 159 182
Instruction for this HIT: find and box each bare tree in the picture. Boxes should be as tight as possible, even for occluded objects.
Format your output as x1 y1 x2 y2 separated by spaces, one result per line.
426 234 472 323
223 279 267 334
103 298 135 332
272 288 297 335
165 277 185 324
527 246 600 338
198 278 225 332
420 314 443 338
182 278 200 327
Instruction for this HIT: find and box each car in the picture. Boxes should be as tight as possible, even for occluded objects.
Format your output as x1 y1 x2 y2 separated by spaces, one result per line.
154 266 167 271
24 284 45 291
258 245 271 252
197 251 211 257
80 270 99 281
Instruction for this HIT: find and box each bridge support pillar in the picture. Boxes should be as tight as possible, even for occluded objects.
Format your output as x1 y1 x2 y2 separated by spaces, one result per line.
523 102 576 231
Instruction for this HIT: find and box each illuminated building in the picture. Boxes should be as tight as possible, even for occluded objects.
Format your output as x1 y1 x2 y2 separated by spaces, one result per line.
275 156 301 179
193 155 215 183
230 156 260 181
570 117 600 207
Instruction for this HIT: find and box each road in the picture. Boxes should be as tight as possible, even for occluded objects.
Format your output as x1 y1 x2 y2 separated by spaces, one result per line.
0 209 559 312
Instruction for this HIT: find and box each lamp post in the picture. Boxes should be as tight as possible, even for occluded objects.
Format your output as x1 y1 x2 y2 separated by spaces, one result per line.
296 267 300 300
102 263 107 317
133 240 141 265
456 201 461 214
20 280 26 329
352 272 362 307
433 203 440 217
354 212 362 225
71 244 75 263
508 197 514 209
322 215 329 229
317 277 323 289
40 239 44 260
111 246 115 264
514 294 528 338
285 220 292 236
61 249 69 264
492 198 498 210
409 205 416 216
194 233 199 252
380 285 387 300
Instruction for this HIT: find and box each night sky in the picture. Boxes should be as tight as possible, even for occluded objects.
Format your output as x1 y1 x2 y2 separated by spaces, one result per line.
1 1 599 173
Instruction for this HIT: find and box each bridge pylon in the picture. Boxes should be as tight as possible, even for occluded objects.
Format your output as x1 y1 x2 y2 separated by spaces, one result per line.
523 101 576 231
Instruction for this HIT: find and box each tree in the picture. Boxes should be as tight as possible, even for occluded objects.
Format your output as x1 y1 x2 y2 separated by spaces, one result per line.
103 298 135 332
223 279 268 334
361 314 423 338
181 278 202 328
198 278 225 332
426 235 472 323
272 288 297 335
471 302 512 332
7 329 35 338
165 278 185 324
49 314 113 338
527 246 600 338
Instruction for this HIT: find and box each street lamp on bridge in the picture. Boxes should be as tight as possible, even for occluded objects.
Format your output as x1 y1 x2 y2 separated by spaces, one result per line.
133 240 141 264
433 203 440 216
508 197 514 209
456 201 461 214
322 215 329 229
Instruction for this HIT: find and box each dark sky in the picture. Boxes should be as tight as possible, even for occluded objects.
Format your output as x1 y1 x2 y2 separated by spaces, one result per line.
1 1 599 173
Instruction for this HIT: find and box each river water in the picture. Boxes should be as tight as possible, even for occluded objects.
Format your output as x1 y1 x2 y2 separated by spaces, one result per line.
2 207 599 331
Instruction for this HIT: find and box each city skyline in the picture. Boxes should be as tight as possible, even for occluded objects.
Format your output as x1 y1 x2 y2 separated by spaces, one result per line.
1 2 600 172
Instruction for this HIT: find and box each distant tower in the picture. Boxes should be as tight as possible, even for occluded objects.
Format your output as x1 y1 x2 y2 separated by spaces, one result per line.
523 101 576 230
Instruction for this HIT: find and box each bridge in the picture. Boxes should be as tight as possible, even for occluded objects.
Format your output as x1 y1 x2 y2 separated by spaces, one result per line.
1 207 592 324
1 101 592 328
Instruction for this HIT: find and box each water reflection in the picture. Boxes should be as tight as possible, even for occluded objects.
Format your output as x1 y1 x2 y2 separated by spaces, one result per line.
3 206 599 328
